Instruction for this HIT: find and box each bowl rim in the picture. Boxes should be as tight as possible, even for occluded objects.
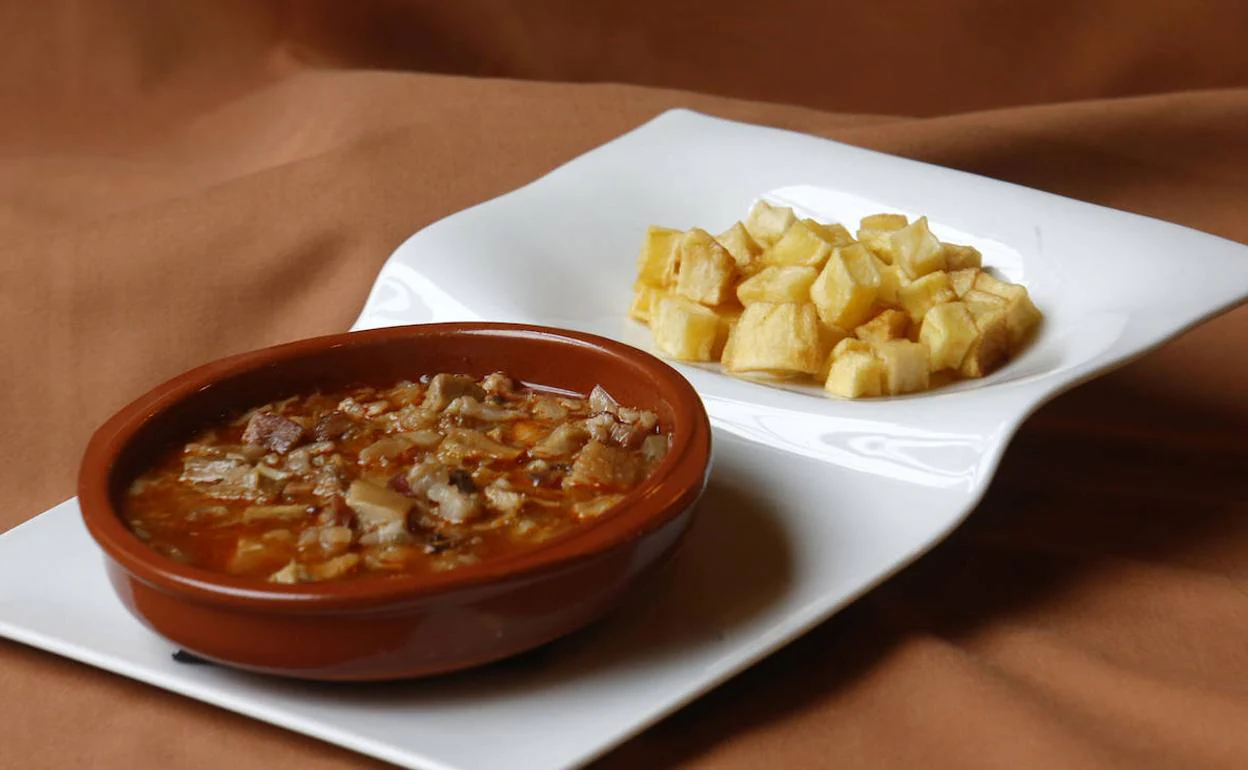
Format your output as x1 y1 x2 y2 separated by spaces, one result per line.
78 322 712 613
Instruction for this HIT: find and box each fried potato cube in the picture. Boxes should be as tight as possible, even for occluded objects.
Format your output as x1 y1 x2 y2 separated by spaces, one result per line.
825 350 886 398
736 265 818 305
715 306 742 359
962 288 1007 312
1005 297 1042 351
832 337 873 358
855 308 909 344
636 226 682 288
674 228 738 306
919 301 978 371
943 243 983 270
898 270 956 323
816 351 836 382
717 222 764 274
762 218 836 269
972 272 1042 352
875 339 931 395
810 243 881 330
883 216 947 279
628 285 664 324
804 219 854 246
722 302 825 375
860 213 909 231
971 271 1016 297
875 259 906 307
744 200 797 246
856 213 909 264
813 323 853 380
652 296 723 361
959 305 1010 378
948 268 981 298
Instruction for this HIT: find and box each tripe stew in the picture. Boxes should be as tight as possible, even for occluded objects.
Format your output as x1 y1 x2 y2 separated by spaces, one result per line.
123 373 669 584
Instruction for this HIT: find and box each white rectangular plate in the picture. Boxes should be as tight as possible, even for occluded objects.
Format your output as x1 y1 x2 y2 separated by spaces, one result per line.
3 110 1246 770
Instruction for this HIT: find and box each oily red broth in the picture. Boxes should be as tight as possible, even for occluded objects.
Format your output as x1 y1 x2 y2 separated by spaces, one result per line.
122 372 670 584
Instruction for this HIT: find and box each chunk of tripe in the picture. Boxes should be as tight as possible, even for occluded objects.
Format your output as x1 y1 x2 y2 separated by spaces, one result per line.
919 301 978 371
875 339 931 394
884 216 947 279
744 200 797 246
762 219 836 270
651 296 724 361
674 228 738 306
898 270 956 324
825 349 886 398
716 221 764 275
855 308 910 344
242 504 308 523
722 302 826 375
959 304 1010 378
810 243 881 330
345 480 414 531
565 441 645 490
735 265 818 304
635 225 682 288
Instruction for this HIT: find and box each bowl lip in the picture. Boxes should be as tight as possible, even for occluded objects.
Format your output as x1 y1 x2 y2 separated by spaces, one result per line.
78 322 712 613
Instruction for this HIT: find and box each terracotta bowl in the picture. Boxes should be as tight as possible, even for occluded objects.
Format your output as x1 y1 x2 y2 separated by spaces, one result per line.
79 323 712 681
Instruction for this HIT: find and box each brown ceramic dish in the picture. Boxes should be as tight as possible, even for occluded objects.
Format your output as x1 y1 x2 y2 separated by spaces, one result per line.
79 323 712 681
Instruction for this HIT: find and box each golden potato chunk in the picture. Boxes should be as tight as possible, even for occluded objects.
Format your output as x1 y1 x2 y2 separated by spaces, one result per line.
948 267 980 298
855 308 910 344
959 305 1010 378
919 301 978 371
710 306 742 360
962 288 1007 312
875 339 931 395
733 265 816 305
631 208 1042 399
884 216 947 279
674 228 738 306
874 259 906 307
972 272 1042 352
804 219 854 246
722 302 825 375
856 214 909 264
943 243 983 270
860 213 909 231
652 296 723 361
636 226 682 288
717 222 764 275
825 350 886 398
898 270 956 323
762 219 836 270
832 337 873 358
810 243 881 330
628 285 664 324
744 200 797 246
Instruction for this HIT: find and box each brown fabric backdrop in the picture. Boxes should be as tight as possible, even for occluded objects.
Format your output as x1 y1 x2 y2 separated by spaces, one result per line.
2 2 1246 768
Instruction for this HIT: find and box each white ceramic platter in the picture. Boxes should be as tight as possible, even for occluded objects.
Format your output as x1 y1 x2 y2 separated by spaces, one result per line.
2 110 1246 770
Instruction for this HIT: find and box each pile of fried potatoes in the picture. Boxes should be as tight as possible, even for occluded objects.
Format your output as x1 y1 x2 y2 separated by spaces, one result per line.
628 201 1042 398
